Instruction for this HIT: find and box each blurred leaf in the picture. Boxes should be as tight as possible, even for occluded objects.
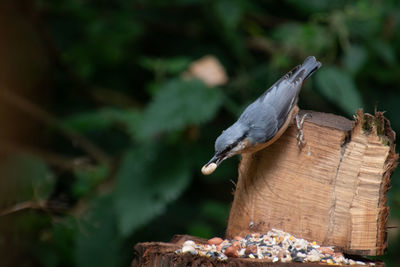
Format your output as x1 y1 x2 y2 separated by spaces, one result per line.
137 79 222 141
64 108 141 136
371 40 397 66
133 0 203 5
200 201 229 226
114 144 191 237
286 0 347 13
270 54 292 70
0 211 52 267
75 195 120 267
47 2 143 80
72 165 109 198
345 1 381 39
315 66 363 115
272 23 302 48
271 23 333 55
0 154 54 209
213 0 242 30
37 217 77 267
210 0 249 62
140 57 191 75
187 221 214 239
342 44 367 74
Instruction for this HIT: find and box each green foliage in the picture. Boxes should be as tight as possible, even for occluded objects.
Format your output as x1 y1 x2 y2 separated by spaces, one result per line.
187 221 214 238
37 217 77 267
286 0 347 13
315 66 363 115
137 79 222 141
342 45 367 74
213 0 243 30
200 200 230 226
271 23 334 56
371 40 397 66
64 108 141 136
114 144 191 236
4 0 400 266
75 195 121 267
39 0 143 80
73 164 109 198
140 57 191 76
0 154 54 208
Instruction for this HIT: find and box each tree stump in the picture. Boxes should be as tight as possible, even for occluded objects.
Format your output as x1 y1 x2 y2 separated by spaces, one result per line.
132 110 397 266
226 110 398 256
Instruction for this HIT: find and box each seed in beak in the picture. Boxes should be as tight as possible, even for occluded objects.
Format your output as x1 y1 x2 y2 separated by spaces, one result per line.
201 163 217 175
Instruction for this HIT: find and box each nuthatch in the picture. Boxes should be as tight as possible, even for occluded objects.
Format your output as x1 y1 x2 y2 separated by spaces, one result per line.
202 56 321 175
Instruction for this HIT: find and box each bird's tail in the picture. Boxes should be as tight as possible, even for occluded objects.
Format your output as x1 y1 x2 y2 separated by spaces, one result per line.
298 56 322 81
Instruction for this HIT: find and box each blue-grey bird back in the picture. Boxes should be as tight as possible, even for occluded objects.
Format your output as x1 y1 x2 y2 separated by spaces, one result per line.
238 56 321 144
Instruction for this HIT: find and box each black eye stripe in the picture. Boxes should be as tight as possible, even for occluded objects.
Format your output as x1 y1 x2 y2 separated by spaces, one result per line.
221 131 249 155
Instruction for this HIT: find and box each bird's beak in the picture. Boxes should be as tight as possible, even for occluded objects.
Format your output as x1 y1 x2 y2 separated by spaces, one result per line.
201 153 227 175
206 153 225 167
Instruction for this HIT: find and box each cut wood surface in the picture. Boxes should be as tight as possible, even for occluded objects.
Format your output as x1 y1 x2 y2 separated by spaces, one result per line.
131 235 383 267
226 110 398 256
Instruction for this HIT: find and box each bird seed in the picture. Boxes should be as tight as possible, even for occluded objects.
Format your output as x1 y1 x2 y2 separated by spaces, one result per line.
176 229 377 265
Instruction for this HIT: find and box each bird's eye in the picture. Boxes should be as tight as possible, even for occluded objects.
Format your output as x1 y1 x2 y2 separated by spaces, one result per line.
227 142 235 150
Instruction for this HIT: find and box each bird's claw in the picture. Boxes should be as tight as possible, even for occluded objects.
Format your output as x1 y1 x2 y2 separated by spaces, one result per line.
296 113 311 148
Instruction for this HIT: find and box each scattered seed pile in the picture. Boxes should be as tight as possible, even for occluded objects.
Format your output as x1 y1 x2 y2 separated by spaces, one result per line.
176 229 375 265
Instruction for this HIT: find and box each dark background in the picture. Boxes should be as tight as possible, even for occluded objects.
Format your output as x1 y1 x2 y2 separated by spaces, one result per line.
0 0 399 266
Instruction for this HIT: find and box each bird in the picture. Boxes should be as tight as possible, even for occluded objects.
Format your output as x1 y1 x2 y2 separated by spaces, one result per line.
201 56 322 175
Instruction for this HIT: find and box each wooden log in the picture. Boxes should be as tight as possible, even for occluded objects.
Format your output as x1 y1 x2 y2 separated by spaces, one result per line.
226 110 398 256
132 235 384 266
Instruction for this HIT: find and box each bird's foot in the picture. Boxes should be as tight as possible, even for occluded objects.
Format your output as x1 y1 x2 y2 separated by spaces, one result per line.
296 113 311 148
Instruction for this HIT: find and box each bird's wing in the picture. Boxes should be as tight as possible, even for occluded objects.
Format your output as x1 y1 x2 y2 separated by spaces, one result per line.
239 57 321 143
256 56 321 130
239 102 279 143
262 77 302 128
236 74 302 143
